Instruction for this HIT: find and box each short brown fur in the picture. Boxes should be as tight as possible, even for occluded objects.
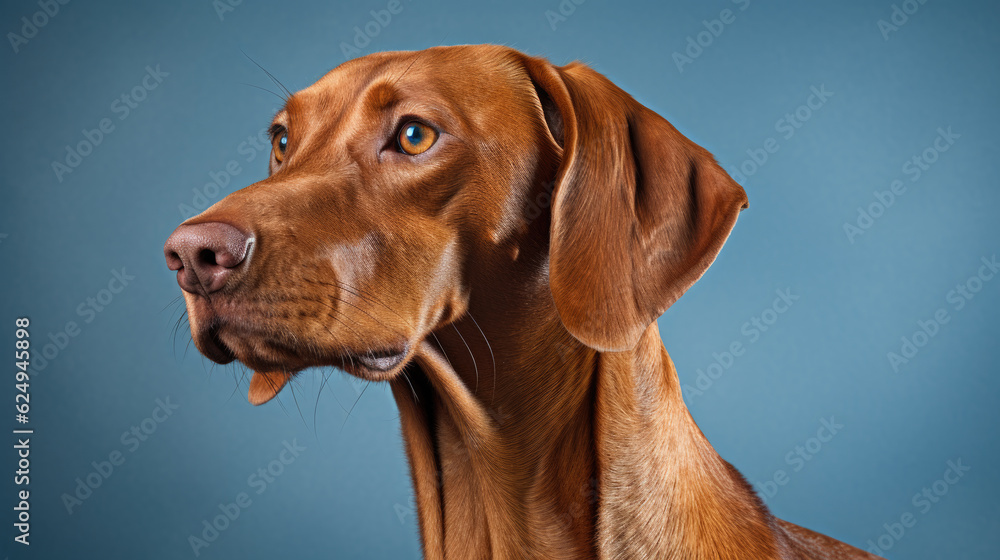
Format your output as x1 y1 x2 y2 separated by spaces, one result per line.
166 45 881 559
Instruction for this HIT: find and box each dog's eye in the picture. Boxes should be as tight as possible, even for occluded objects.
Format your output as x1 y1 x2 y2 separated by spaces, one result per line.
272 131 288 163
397 122 437 155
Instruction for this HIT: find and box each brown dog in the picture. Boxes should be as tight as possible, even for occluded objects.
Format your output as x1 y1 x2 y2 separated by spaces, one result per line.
164 45 880 559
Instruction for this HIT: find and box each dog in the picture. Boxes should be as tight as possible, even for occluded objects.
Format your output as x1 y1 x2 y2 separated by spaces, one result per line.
164 45 881 559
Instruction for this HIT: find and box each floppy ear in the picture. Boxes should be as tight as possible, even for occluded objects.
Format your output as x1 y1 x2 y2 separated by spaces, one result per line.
520 55 749 352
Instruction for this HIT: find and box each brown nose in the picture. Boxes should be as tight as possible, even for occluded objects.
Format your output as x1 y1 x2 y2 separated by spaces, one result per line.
164 222 252 295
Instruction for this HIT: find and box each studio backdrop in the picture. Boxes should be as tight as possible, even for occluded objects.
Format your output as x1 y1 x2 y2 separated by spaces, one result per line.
1 0 998 558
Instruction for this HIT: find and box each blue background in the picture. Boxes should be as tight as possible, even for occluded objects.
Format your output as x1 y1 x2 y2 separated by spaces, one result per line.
2 0 998 558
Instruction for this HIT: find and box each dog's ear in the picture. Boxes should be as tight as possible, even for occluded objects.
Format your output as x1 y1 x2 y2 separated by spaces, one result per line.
520 55 748 352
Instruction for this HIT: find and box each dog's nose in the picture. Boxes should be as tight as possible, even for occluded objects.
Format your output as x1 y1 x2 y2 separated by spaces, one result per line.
164 222 252 295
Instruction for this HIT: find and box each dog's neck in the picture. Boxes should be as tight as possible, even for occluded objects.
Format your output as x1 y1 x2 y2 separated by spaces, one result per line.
391 286 785 559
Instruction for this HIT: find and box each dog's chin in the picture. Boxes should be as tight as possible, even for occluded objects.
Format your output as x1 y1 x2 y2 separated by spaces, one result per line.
192 324 238 365
192 321 412 402
236 346 410 382
235 345 411 405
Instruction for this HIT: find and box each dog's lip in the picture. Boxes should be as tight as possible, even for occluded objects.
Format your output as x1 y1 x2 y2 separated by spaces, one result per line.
192 309 412 383
241 344 408 406
353 346 408 372
196 324 237 365
208 315 409 370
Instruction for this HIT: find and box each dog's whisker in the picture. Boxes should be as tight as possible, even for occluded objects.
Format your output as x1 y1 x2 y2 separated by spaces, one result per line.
309 293 409 386
312 297 382 352
241 49 292 99
321 368 350 413
465 311 496 401
426 330 462 396
312 368 339 436
170 312 189 359
259 301 373 422
174 311 189 334
390 49 427 90
226 362 253 403
183 335 194 359
167 313 180 338
160 295 184 314
238 82 286 102
341 380 369 431
450 322 480 394
167 302 185 329
260 370 293 419
305 277 405 339
401 368 419 403
285 369 308 428
330 279 481 396
324 280 466 386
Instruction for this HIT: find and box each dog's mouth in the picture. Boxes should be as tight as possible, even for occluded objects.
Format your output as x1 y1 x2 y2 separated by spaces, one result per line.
195 323 238 365
353 347 408 372
192 319 411 405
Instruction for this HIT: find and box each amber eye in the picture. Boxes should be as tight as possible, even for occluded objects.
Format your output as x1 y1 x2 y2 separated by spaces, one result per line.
272 131 288 163
397 121 438 155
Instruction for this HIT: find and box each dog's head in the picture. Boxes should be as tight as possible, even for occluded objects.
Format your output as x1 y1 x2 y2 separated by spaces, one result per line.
164 45 747 404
